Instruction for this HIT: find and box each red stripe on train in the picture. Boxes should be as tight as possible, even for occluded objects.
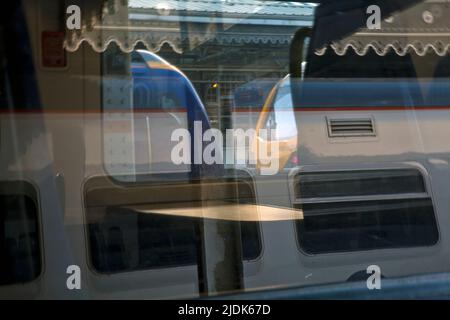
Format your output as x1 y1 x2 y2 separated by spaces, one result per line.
0 108 187 114
2 106 450 114
232 106 450 112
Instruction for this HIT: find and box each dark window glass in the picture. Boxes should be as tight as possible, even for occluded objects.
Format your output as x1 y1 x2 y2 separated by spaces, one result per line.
306 51 419 79
88 207 261 273
294 169 426 199
0 194 41 285
294 169 437 254
296 198 438 254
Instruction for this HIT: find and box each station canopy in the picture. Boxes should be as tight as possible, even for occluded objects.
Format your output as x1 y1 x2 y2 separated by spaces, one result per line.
63 0 315 54
312 0 450 57
64 0 450 57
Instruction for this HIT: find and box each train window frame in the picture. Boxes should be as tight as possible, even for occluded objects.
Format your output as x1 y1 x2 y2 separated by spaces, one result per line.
289 163 440 257
82 174 264 276
101 47 197 182
0 180 43 287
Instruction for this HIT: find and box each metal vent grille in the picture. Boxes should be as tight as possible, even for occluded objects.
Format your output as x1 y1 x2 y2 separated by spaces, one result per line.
327 117 375 137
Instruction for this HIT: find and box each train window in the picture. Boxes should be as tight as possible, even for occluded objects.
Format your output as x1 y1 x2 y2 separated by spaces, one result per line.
306 50 420 79
84 175 262 274
264 78 297 141
297 198 438 254
291 80 425 109
133 84 152 110
88 207 261 273
103 47 192 180
293 169 426 199
293 169 439 254
0 183 41 285
160 93 182 110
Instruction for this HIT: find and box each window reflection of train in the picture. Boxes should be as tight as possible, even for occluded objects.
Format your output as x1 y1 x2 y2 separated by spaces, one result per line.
3 0 450 300
231 78 279 132
3 51 450 298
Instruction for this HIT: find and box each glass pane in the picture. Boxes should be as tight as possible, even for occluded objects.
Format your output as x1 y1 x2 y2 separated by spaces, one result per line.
296 199 438 254
0 189 41 285
3 0 450 299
